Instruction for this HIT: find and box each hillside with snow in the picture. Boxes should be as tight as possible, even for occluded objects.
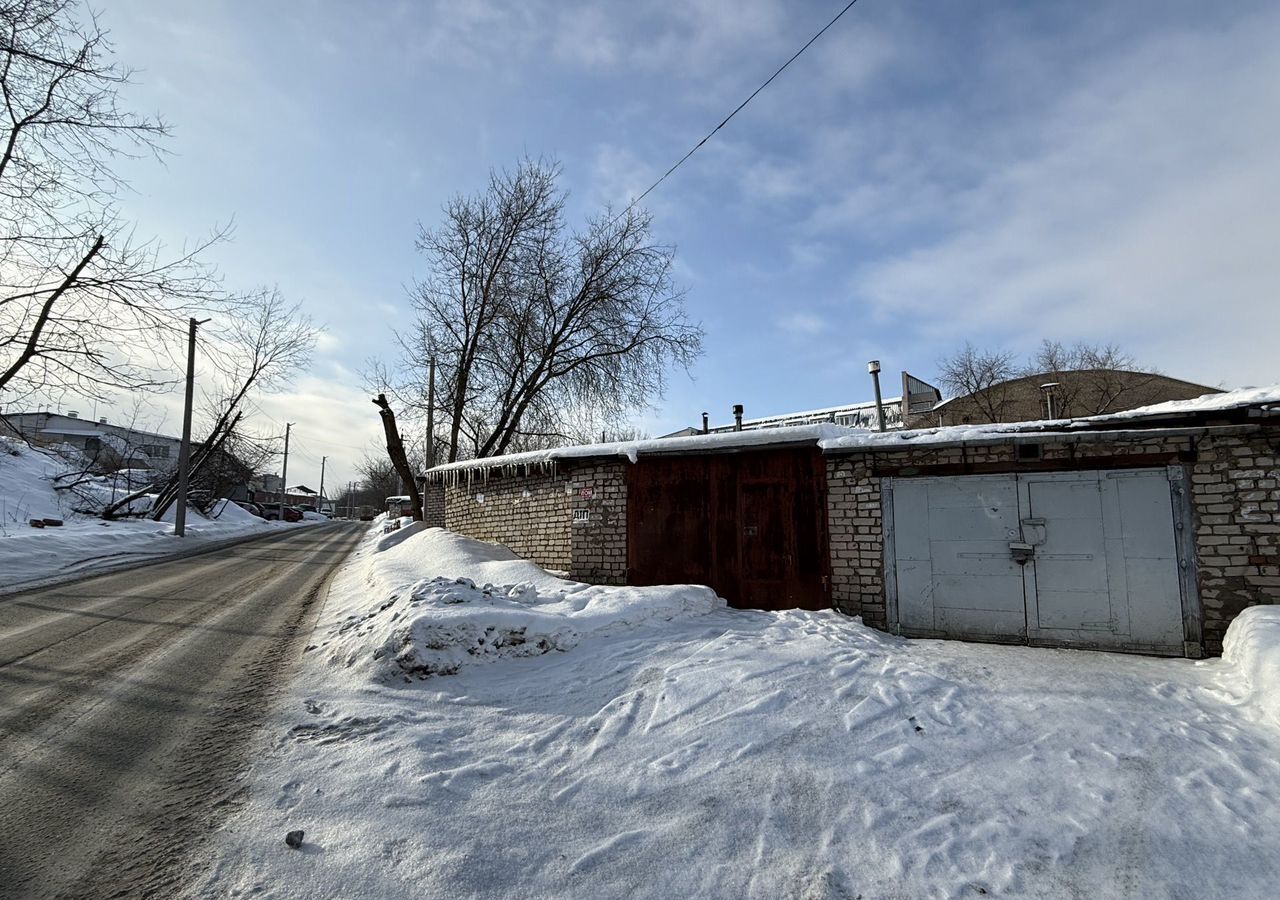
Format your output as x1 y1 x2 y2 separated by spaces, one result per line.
0 436 309 590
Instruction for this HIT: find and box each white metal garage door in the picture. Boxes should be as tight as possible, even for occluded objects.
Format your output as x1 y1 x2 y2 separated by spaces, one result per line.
886 467 1193 655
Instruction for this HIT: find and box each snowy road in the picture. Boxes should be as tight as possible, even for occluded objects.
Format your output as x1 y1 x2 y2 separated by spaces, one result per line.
0 522 364 900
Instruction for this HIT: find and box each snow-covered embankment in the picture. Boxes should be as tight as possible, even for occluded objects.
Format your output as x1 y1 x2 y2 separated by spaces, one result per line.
315 522 723 681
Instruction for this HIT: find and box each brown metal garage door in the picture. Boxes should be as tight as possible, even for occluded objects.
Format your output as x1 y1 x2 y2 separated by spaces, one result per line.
626 448 830 610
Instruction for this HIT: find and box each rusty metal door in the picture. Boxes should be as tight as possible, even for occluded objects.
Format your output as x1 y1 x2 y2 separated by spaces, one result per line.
626 456 713 587
627 449 829 610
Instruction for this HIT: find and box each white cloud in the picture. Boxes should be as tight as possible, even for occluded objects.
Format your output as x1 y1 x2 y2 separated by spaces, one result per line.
778 311 826 336
833 10 1280 386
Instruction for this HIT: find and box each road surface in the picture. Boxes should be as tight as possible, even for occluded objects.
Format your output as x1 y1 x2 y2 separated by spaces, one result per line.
0 522 365 899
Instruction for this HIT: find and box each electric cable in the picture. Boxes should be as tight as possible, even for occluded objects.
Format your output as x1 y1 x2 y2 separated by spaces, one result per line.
615 0 863 220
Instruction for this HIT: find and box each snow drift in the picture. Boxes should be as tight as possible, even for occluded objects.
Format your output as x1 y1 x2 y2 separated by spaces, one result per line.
197 524 1280 900
317 525 724 681
1223 604 1280 728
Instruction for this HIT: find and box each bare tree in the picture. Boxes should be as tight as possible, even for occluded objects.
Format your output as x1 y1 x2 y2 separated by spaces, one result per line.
384 158 702 463
936 342 1019 422
0 0 234 408
356 453 399 503
1027 339 1156 416
372 392 422 520
104 289 316 519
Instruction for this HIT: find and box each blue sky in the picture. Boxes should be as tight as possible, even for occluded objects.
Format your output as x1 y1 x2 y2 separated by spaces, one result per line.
94 0 1279 490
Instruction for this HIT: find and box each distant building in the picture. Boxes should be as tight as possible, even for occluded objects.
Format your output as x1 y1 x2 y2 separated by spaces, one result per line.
3 409 255 501
661 372 941 438
249 477 324 509
920 369 1219 427
1 410 181 470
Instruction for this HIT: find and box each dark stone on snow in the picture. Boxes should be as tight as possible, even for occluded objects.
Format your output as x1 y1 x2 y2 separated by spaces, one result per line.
42 518 63 526
285 829 305 849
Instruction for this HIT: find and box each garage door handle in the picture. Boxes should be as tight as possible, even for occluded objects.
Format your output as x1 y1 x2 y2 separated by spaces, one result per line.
1009 542 1035 564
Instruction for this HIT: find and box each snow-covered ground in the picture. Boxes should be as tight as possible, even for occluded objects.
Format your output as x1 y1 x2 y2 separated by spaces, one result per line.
190 525 1280 899
0 437 314 590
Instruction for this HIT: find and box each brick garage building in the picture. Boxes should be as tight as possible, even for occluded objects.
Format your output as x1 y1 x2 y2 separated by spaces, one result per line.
426 388 1279 657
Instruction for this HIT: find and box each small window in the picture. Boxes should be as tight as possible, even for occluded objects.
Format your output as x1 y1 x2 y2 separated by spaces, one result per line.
1016 443 1043 461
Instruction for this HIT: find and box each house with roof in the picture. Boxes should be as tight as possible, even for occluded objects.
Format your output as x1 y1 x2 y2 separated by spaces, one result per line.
2 410 182 471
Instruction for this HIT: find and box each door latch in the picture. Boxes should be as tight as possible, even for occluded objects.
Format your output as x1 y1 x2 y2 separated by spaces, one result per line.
1009 542 1035 565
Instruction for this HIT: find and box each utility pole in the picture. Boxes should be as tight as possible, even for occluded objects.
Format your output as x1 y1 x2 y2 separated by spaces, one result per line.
318 456 327 515
174 317 211 537
425 356 436 470
278 422 294 520
346 480 354 519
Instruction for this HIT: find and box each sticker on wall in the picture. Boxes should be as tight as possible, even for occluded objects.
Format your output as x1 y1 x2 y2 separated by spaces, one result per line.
573 509 590 524
580 486 594 500
475 493 485 503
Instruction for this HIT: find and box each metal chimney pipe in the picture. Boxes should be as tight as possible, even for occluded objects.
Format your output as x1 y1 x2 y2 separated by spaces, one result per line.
868 360 887 432
1040 382 1060 419
701 412 709 434
732 404 744 432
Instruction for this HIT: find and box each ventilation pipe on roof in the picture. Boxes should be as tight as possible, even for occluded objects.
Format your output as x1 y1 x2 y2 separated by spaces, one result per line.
868 360 887 432
701 412 709 434
1041 382 1060 420
732 404 744 431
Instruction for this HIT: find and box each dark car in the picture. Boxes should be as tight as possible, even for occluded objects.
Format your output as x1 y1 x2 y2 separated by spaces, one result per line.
258 504 302 522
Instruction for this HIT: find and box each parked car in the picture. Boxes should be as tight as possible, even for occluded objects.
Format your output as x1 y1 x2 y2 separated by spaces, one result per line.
257 504 302 522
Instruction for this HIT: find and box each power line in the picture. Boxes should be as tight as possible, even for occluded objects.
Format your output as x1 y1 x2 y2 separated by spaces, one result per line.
617 0 863 220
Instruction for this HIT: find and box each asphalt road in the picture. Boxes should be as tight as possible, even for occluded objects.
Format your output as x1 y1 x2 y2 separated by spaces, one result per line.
0 522 365 899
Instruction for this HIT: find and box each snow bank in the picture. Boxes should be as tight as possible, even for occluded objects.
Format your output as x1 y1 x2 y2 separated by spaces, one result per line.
0 437 73 527
317 526 723 681
198 528 1280 899
210 499 263 523
1222 604 1280 728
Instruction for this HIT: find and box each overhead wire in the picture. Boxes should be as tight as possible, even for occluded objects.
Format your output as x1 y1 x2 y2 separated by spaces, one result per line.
614 0 864 221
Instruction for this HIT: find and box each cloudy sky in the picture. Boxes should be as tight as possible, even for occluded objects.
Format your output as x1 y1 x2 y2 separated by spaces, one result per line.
90 0 1280 491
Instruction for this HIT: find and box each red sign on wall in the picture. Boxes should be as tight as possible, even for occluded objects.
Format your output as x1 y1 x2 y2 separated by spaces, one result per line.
579 486 594 500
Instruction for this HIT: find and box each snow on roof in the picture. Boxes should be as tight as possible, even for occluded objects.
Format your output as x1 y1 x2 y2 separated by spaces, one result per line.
734 397 902 426
1080 383 1280 423
427 384 1280 478
818 383 1280 453
426 423 863 480
38 428 104 438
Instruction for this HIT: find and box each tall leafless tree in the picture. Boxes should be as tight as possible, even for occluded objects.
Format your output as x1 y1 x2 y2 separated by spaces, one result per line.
381 158 702 463
0 0 235 409
1027 339 1156 416
936 342 1020 422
